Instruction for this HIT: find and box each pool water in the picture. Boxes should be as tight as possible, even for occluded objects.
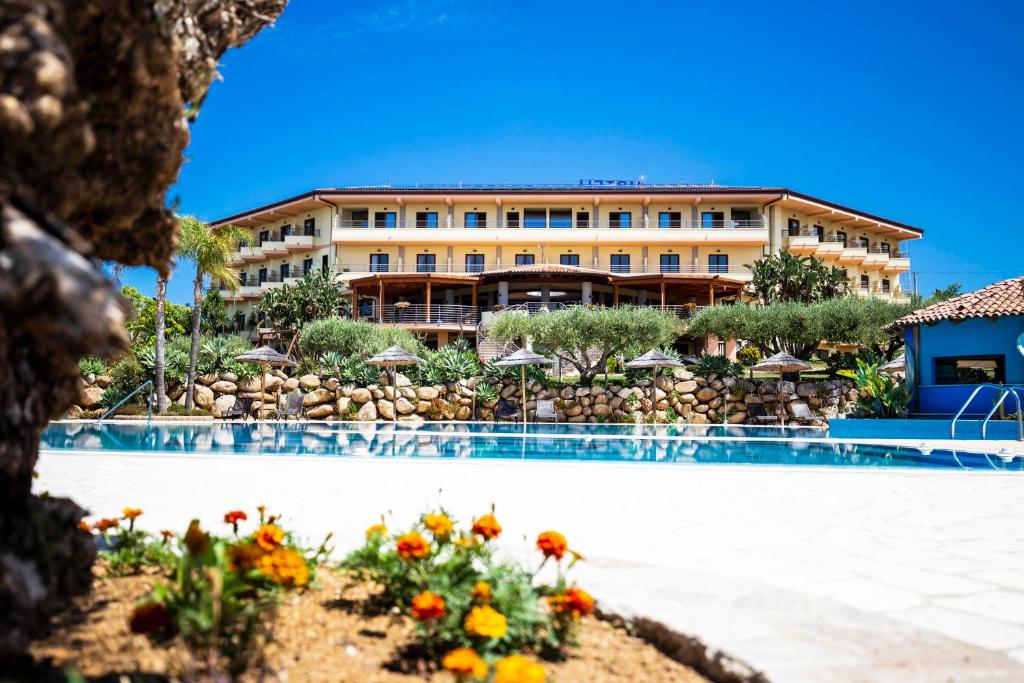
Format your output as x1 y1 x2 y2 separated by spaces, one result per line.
41 421 1022 471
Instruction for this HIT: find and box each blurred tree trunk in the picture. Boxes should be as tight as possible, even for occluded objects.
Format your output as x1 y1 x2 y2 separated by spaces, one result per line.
155 273 169 413
185 272 203 410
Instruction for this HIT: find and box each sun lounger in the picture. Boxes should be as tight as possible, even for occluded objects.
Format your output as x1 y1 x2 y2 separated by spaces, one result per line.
746 402 779 424
221 396 253 420
535 399 558 423
495 398 519 423
278 391 304 420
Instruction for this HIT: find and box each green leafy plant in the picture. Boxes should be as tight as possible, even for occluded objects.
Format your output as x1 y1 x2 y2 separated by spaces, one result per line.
736 345 761 367
623 346 684 383
319 351 344 378
337 356 381 385
474 382 499 405
483 357 547 385
79 356 107 377
300 316 427 359
420 340 482 385
852 359 910 418
692 355 743 379
825 348 884 377
88 509 176 576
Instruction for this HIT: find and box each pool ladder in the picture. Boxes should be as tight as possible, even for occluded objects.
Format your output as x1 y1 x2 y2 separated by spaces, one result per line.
949 384 1024 441
96 380 154 425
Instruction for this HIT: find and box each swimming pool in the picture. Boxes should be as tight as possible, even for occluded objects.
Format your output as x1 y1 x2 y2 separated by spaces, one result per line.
42 421 1022 471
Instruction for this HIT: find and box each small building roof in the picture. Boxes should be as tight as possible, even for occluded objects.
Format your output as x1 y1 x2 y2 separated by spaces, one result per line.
890 276 1024 329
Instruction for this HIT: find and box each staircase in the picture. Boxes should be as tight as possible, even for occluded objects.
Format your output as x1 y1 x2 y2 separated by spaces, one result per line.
476 310 520 364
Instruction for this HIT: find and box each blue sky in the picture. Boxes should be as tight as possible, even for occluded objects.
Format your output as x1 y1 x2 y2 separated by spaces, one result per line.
129 0 1024 304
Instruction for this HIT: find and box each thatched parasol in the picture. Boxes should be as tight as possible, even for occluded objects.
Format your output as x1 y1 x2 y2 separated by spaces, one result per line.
492 349 553 426
235 346 297 419
365 346 426 425
625 350 686 423
752 352 814 425
682 354 700 365
878 356 905 375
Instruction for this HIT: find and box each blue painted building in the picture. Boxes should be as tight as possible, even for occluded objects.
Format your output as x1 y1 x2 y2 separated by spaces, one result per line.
893 277 1024 416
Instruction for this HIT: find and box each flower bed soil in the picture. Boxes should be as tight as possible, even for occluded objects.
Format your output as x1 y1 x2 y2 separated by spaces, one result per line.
15 569 709 683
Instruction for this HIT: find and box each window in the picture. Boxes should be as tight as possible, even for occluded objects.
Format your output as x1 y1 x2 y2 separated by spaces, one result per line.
836 230 847 245
718 341 726 355
576 211 590 228
415 212 438 229
465 254 485 273
280 263 290 279
240 272 248 285
813 224 824 238
302 258 313 275
731 209 752 226
659 212 681 229
858 237 869 248
464 212 487 229
609 211 632 228
369 253 389 273
374 212 396 228
350 210 369 228
416 254 436 272
549 209 572 228
881 278 890 293
702 211 724 229
321 254 329 273
709 254 729 273
660 254 680 273
259 230 269 244
860 274 870 290
258 267 268 283
880 242 891 253
304 217 316 234
506 211 520 228
787 218 800 236
560 254 580 266
281 224 292 237
524 209 546 228
935 356 1005 385
610 254 630 273
515 253 535 266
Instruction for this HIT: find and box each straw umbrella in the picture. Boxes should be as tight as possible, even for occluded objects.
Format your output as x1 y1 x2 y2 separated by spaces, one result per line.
878 356 905 375
751 352 814 423
234 346 297 419
625 349 686 422
365 346 426 425
492 348 553 426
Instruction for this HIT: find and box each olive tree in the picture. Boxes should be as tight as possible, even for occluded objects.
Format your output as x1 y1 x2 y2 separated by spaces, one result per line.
486 306 684 383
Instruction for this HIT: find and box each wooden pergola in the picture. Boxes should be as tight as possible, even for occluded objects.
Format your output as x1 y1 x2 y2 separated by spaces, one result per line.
346 272 479 321
608 273 747 308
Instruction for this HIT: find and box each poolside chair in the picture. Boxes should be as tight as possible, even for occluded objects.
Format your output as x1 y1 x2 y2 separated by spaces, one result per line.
535 399 558 423
278 391 304 420
495 398 519 423
789 401 823 426
746 402 780 425
221 396 253 421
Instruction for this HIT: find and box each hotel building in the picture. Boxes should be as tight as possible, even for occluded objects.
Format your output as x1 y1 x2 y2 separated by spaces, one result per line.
212 184 921 354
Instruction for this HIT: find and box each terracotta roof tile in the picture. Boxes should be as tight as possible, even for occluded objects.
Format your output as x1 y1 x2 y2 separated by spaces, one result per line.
892 276 1024 328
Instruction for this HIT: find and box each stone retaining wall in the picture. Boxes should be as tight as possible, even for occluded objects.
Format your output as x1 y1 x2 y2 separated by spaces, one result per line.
73 369 857 425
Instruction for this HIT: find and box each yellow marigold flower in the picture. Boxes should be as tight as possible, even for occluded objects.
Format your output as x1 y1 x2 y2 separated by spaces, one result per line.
255 547 310 587
463 605 507 639
442 647 488 678
254 523 285 551
471 513 502 540
454 534 479 548
535 531 567 560
122 507 143 520
424 513 453 537
494 654 545 683
396 531 430 560
472 580 491 602
365 523 388 538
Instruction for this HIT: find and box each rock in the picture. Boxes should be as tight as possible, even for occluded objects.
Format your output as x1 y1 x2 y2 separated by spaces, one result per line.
238 392 276 402
567 415 587 423
400 387 416 400
710 379 725 391
299 374 321 390
395 397 416 415
778 380 795 395
210 380 237 394
394 372 412 387
594 394 608 405
340 383 355 397
674 380 698 394
355 401 377 421
378 400 395 420
324 377 339 391
796 382 818 398
238 377 260 393
707 396 723 410
371 388 385 400
561 387 575 400
383 385 396 401
500 384 518 399
79 386 104 409
565 405 583 417
591 403 611 417
220 372 238 383
351 387 372 403
336 396 351 415
65 405 84 419
575 387 591 397
727 411 747 424
263 374 284 391
284 377 300 392
689 412 709 424
303 388 334 407
416 401 431 413
305 404 334 419
695 387 718 402
94 375 112 389
192 384 214 409
455 405 472 420
672 368 693 380
212 394 236 418
416 386 439 400
694 404 709 413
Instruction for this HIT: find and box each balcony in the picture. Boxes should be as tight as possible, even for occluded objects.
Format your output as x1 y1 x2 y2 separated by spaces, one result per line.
336 262 753 279
258 272 285 290
355 304 481 327
862 245 890 269
284 227 320 252
786 228 819 255
259 233 288 258
815 234 846 260
883 251 910 273
234 284 263 299
838 244 868 265
334 218 766 230
237 245 263 263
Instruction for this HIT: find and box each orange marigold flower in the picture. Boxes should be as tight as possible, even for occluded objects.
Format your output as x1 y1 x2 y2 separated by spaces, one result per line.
122 507 142 520
424 513 453 537
471 514 502 540
536 531 567 560
224 510 248 525
254 523 285 551
78 520 91 532
454 534 479 548
463 605 507 639
255 547 310 587
410 590 446 620
548 587 595 619
442 647 488 678
184 520 208 556
494 654 545 683
365 523 388 538
472 580 491 602
227 542 265 572
396 532 430 560
94 518 119 532
129 602 172 634
160 530 175 540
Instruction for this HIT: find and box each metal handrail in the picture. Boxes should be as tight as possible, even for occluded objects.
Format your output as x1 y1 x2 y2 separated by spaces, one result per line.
950 383 1024 440
97 380 154 425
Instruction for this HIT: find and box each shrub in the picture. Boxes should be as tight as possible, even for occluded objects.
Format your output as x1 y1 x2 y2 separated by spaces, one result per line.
736 345 761 367
338 356 381 385
300 316 427 359
853 359 910 418
319 350 344 378
106 357 149 406
623 346 684 384
474 382 499 405
693 354 744 379
483 356 547 385
79 356 107 376
85 508 175 576
420 340 482 385
825 348 883 377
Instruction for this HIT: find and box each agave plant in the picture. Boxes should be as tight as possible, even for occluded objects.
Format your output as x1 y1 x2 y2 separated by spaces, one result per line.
420 340 482 384
319 351 344 378
692 354 744 379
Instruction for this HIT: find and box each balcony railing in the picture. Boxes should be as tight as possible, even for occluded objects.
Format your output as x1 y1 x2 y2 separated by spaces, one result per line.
354 304 481 326
333 218 766 230
258 232 285 245
337 262 752 276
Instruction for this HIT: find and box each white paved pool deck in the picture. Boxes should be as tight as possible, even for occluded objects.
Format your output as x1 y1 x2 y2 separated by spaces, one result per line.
37 435 1024 683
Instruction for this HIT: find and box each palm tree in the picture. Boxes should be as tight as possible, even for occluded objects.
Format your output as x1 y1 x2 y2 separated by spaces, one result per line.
154 273 169 412
176 215 253 410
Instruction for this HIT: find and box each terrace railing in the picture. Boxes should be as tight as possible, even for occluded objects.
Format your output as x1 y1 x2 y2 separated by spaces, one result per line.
356 304 481 326
333 218 766 230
